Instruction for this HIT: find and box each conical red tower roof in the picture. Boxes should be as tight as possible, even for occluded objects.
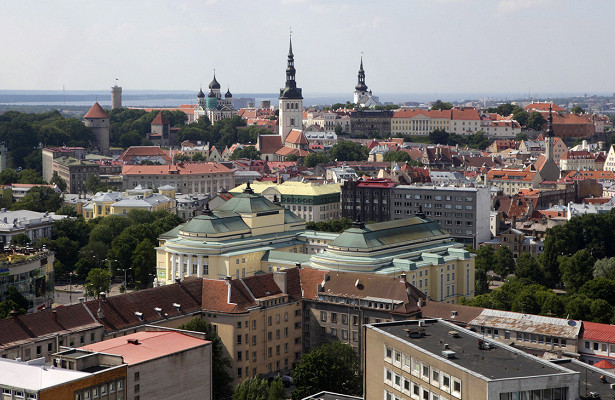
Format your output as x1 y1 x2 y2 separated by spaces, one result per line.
84 102 110 119
152 111 170 125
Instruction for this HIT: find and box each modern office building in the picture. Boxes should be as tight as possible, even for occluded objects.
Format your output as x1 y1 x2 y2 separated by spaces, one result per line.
364 319 579 400
390 185 491 247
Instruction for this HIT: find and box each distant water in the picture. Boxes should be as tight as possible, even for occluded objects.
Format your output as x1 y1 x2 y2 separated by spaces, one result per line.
0 90 611 107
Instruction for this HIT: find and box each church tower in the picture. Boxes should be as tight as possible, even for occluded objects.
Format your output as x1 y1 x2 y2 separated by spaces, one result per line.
278 37 303 141
533 105 560 185
353 57 369 104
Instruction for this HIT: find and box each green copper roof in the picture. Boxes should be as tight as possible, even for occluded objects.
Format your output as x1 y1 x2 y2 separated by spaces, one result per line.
179 213 249 236
329 218 449 250
284 208 304 224
214 192 283 214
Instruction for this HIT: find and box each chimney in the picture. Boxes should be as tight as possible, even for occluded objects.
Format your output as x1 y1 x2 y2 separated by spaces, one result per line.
273 270 287 294
99 292 106 300
400 273 407 283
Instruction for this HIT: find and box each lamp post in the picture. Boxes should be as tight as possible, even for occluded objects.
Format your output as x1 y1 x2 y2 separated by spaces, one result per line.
68 271 74 305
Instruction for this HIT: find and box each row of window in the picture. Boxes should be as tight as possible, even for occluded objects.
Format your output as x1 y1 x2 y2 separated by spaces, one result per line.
1 388 37 399
385 346 461 398
480 327 568 347
75 379 124 400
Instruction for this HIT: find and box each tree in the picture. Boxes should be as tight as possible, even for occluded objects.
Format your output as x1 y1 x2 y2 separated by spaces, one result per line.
590 299 614 323
473 246 494 273
570 106 585 115
0 169 18 185
430 100 453 110
291 341 362 400
559 249 595 292
515 132 528 141
429 129 449 145
526 111 546 131
131 238 156 289
513 109 529 127
84 268 111 298
0 286 30 318
579 278 615 305
303 152 330 167
594 257 615 280
11 233 31 247
74 241 109 278
230 146 262 160
49 171 67 192
514 252 544 283
335 124 343 135
85 175 108 194
191 153 206 162
55 205 78 217
285 154 298 162
232 376 284 400
383 151 410 163
328 141 368 162
232 377 269 400
18 169 44 184
12 186 63 212
179 318 233 400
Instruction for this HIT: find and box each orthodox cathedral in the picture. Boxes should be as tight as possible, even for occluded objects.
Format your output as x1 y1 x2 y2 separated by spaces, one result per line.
353 57 381 108
194 72 237 123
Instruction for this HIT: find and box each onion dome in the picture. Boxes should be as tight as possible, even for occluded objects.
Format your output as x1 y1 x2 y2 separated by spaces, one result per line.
225 88 232 98
197 87 205 98
209 73 221 90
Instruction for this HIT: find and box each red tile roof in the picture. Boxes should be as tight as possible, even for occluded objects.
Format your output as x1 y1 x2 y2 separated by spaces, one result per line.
524 102 565 112
582 321 615 344
80 331 209 364
151 111 170 125
84 102 110 119
285 129 308 145
118 146 172 164
258 135 283 154
122 162 232 176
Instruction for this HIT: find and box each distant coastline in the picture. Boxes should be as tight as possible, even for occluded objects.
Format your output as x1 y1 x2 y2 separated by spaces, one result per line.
0 90 612 108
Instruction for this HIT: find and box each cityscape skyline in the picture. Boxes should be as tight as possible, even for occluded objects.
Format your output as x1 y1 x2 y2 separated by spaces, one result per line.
2 0 614 95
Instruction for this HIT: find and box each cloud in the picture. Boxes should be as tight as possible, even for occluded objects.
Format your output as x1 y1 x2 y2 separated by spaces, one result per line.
496 0 553 13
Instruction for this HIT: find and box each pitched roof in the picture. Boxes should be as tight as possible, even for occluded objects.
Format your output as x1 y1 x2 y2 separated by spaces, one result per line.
118 146 172 164
582 321 615 344
0 305 101 350
420 301 484 325
83 279 203 333
151 111 170 125
524 102 565 112
285 129 308 145
258 135 283 154
121 162 232 176
84 102 110 119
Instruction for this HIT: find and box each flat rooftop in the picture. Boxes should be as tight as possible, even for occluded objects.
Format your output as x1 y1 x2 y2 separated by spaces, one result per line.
79 331 209 365
0 358 90 391
550 359 615 399
374 320 568 380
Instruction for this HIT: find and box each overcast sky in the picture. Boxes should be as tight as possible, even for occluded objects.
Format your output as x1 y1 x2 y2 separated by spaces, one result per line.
2 0 614 98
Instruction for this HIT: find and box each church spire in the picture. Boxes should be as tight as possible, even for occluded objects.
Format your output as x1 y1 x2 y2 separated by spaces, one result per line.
355 56 368 92
285 37 297 89
545 104 554 138
279 35 302 100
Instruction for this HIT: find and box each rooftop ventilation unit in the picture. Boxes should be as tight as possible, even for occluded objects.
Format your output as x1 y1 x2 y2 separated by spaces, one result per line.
442 350 456 359
134 312 143 320
154 307 162 315
172 303 181 311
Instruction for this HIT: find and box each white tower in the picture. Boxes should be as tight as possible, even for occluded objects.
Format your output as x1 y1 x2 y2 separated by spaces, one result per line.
353 57 368 104
111 85 122 110
278 37 303 141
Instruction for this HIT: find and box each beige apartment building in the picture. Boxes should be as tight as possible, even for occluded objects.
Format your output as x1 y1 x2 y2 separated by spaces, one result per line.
365 319 579 400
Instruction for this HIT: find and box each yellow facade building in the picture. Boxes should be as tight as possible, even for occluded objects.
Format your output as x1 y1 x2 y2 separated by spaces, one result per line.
82 186 175 220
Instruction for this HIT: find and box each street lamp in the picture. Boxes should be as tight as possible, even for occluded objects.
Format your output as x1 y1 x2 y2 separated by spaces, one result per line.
68 271 75 305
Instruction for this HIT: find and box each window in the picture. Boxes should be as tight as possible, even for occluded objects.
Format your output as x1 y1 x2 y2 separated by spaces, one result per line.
268 316 272 326
452 378 461 398
342 314 348 324
331 328 337 336
320 311 327 322
432 369 440 387
385 347 393 359
331 313 337 323
237 335 242 345
134 371 140 381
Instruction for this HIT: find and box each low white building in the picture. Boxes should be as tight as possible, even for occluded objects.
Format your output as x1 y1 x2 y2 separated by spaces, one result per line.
0 210 66 246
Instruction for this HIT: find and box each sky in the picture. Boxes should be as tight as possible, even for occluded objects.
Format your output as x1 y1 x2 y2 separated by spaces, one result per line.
2 0 614 99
